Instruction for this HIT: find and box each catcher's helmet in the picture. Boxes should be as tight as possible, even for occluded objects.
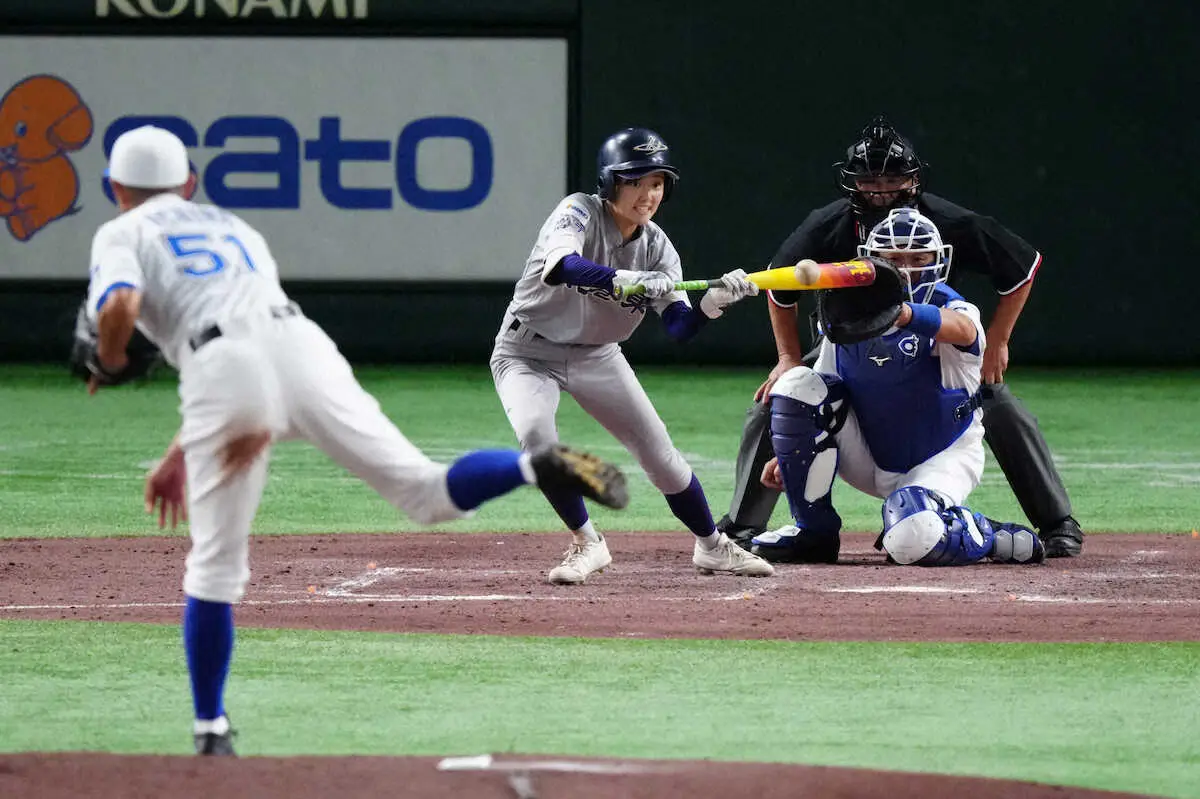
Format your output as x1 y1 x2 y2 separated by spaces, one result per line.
836 115 924 220
596 127 679 202
857 208 952 304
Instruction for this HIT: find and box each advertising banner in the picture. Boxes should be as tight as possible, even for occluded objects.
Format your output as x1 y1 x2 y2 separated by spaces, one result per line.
0 36 567 280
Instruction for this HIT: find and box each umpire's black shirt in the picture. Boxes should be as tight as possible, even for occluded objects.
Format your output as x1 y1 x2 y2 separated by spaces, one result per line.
768 193 1041 309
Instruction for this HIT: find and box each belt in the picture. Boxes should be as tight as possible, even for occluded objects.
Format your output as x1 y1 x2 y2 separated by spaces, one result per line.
952 389 985 421
508 318 546 341
189 303 299 352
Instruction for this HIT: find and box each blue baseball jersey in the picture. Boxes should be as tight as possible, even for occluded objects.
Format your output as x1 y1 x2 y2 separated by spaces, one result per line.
813 284 985 473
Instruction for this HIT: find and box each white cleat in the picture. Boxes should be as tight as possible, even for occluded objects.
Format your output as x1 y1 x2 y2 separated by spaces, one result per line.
693 534 775 577
548 537 612 585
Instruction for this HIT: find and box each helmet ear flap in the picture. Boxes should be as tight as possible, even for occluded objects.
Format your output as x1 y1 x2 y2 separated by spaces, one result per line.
597 167 614 200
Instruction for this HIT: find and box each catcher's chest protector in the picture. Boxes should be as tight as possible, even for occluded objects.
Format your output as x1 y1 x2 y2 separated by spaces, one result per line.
837 332 975 473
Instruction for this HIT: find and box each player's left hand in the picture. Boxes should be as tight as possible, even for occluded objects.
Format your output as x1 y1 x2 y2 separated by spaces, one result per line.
633 271 674 299
145 446 188 530
983 340 1009 384
86 352 130 395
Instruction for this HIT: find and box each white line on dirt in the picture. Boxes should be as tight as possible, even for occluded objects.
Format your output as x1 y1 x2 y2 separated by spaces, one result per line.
1011 594 1200 605
827 586 982 595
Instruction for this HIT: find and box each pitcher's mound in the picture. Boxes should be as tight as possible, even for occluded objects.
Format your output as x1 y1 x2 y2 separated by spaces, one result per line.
0 753 1156 798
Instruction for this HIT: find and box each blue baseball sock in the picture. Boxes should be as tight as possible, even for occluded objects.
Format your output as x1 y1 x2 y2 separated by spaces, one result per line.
665 473 717 538
183 596 234 721
445 449 529 510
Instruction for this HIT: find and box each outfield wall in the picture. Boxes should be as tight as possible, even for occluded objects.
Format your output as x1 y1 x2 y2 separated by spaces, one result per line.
1 0 1194 365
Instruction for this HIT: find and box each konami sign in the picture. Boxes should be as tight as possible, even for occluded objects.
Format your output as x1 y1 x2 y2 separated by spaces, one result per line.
95 0 369 18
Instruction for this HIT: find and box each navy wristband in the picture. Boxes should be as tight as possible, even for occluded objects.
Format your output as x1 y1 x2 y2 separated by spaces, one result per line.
903 303 942 337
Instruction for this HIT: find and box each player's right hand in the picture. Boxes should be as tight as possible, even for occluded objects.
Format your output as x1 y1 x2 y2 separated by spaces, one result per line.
754 355 802 403
760 456 783 490
145 446 188 530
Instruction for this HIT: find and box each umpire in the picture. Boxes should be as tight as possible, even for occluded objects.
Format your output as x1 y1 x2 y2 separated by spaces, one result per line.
718 115 1084 558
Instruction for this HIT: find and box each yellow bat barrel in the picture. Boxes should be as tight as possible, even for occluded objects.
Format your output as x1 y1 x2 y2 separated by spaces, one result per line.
748 260 877 291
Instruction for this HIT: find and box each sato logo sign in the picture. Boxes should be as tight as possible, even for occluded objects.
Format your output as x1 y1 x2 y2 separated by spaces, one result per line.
102 115 493 211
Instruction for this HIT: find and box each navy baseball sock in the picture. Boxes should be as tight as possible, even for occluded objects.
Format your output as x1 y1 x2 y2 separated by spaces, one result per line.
665 473 718 541
183 596 233 721
445 449 529 510
543 486 589 530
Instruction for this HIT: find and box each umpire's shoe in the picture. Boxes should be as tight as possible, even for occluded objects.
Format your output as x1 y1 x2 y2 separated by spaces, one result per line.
1040 516 1084 558
716 515 765 552
750 525 840 564
531 445 629 510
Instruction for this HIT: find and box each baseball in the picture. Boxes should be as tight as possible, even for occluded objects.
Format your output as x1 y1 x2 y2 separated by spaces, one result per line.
795 259 821 286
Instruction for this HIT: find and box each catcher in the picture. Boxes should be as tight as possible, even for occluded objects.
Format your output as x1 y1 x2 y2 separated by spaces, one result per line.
749 208 1044 566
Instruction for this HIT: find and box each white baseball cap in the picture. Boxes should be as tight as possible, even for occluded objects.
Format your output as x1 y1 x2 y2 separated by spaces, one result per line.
105 125 190 188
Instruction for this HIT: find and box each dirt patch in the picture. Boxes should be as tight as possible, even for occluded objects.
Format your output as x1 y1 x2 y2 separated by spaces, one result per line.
1 532 1196 641
0 752 1160 799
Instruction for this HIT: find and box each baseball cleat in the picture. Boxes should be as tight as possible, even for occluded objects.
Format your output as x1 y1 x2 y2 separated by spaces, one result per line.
531 445 629 510
693 534 775 577
750 525 840 564
548 536 612 584
194 715 237 756
1040 517 1084 558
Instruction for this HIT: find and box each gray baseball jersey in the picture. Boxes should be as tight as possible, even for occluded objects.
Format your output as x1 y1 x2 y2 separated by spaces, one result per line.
505 192 689 345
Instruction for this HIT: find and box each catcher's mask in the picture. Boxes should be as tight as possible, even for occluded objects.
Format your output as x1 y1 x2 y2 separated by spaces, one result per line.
857 208 952 304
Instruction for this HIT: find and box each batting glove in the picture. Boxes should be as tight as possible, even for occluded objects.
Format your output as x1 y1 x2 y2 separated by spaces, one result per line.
717 269 760 300
613 269 674 299
700 269 759 318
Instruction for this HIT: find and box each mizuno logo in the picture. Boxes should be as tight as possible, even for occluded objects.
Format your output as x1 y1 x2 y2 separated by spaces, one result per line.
633 136 667 153
869 355 890 366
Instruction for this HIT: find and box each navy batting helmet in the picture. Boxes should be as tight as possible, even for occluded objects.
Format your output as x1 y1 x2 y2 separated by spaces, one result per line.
835 116 925 218
596 128 679 202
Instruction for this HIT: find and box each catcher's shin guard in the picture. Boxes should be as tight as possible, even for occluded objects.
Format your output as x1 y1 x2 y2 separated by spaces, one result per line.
716 402 783 538
764 367 846 538
881 487 994 567
981 384 1078 535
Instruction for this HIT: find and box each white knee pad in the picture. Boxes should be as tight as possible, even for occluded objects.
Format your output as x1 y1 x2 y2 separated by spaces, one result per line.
770 366 830 405
881 510 946 565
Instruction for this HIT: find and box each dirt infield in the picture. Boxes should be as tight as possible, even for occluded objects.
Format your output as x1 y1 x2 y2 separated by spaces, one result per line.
0 753 1163 799
1 532 1196 641
1 531 1194 797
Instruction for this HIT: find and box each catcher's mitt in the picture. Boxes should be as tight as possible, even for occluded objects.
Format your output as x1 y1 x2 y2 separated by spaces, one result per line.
817 255 907 345
68 299 162 386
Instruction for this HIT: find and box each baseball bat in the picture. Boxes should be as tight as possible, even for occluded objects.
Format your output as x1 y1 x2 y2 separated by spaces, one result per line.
615 259 876 297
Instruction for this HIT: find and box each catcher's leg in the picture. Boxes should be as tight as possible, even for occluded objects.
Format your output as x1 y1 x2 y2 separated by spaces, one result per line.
716 401 783 545
881 486 1045 566
981 384 1083 557
749 366 845 564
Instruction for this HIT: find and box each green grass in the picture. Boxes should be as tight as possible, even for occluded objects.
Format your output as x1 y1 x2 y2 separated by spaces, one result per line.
3 365 1199 796
2 365 1199 537
0 621 1197 797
